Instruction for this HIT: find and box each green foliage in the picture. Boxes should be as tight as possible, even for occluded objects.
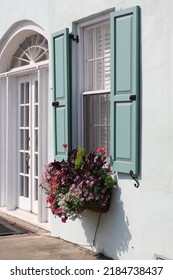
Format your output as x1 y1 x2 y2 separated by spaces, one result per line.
75 147 85 169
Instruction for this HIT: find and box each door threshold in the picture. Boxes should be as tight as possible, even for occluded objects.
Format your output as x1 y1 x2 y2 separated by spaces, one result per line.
0 207 50 232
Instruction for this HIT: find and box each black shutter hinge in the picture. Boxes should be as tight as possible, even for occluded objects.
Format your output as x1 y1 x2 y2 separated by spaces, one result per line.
69 34 79 43
129 95 136 101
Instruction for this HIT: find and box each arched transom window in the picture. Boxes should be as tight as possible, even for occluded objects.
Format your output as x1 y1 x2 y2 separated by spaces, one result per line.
10 33 49 69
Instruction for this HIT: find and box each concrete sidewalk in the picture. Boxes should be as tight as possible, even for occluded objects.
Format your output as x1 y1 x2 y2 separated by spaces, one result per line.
0 213 108 260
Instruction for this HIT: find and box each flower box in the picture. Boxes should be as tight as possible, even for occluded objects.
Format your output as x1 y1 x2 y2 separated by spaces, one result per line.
40 146 116 223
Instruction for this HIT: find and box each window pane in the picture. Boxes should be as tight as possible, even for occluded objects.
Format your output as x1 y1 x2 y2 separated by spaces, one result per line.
96 58 104 90
87 61 94 91
95 26 102 58
84 21 110 91
87 29 94 60
83 93 110 156
10 34 49 69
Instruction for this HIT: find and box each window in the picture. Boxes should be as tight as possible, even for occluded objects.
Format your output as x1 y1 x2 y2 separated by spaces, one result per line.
81 20 111 156
52 6 140 174
10 34 49 69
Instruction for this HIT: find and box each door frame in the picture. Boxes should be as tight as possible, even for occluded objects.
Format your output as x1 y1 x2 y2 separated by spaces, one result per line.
2 63 49 223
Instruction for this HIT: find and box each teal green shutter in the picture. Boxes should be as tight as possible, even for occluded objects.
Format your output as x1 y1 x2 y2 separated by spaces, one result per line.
52 28 71 161
110 6 140 174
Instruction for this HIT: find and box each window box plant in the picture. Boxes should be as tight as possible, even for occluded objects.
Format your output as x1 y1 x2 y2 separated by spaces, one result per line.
40 145 116 223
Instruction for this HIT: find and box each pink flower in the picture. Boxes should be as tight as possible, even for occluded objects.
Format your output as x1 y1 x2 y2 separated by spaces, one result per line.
51 189 56 195
46 196 52 204
55 207 63 217
69 184 75 190
62 143 68 148
55 171 61 176
97 147 105 153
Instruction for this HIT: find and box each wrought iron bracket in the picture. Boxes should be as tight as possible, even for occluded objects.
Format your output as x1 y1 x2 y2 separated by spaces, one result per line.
129 170 139 188
69 34 79 43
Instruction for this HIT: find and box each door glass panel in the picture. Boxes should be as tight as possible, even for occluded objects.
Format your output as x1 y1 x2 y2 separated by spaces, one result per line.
20 84 24 103
20 130 24 150
20 153 24 173
20 107 24 126
20 176 24 196
25 106 29 127
25 129 29 150
35 179 38 201
35 129 38 152
25 152 30 174
25 82 29 103
35 105 38 127
35 154 38 177
25 176 29 198
35 81 38 103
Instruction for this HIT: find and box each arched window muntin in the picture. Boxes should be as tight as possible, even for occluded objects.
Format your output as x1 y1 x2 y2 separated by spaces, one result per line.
10 33 49 69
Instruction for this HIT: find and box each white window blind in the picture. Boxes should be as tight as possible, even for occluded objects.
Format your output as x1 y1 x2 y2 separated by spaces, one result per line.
84 21 110 91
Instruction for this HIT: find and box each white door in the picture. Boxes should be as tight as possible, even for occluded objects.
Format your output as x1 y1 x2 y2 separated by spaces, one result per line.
18 74 39 214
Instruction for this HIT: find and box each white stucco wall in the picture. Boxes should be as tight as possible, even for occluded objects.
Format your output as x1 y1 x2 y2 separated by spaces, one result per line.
0 0 173 260
49 0 173 260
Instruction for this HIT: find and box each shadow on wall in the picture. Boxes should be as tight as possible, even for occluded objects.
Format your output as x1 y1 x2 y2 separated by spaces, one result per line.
81 186 132 259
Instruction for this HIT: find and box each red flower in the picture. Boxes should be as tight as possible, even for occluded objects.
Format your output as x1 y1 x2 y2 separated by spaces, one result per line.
61 216 67 223
62 143 68 148
97 147 105 153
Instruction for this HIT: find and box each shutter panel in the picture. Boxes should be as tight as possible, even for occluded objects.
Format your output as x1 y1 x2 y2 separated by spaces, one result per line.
110 6 140 174
52 28 71 161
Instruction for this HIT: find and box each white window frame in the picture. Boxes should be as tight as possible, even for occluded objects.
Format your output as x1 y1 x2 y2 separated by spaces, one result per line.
77 14 110 152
